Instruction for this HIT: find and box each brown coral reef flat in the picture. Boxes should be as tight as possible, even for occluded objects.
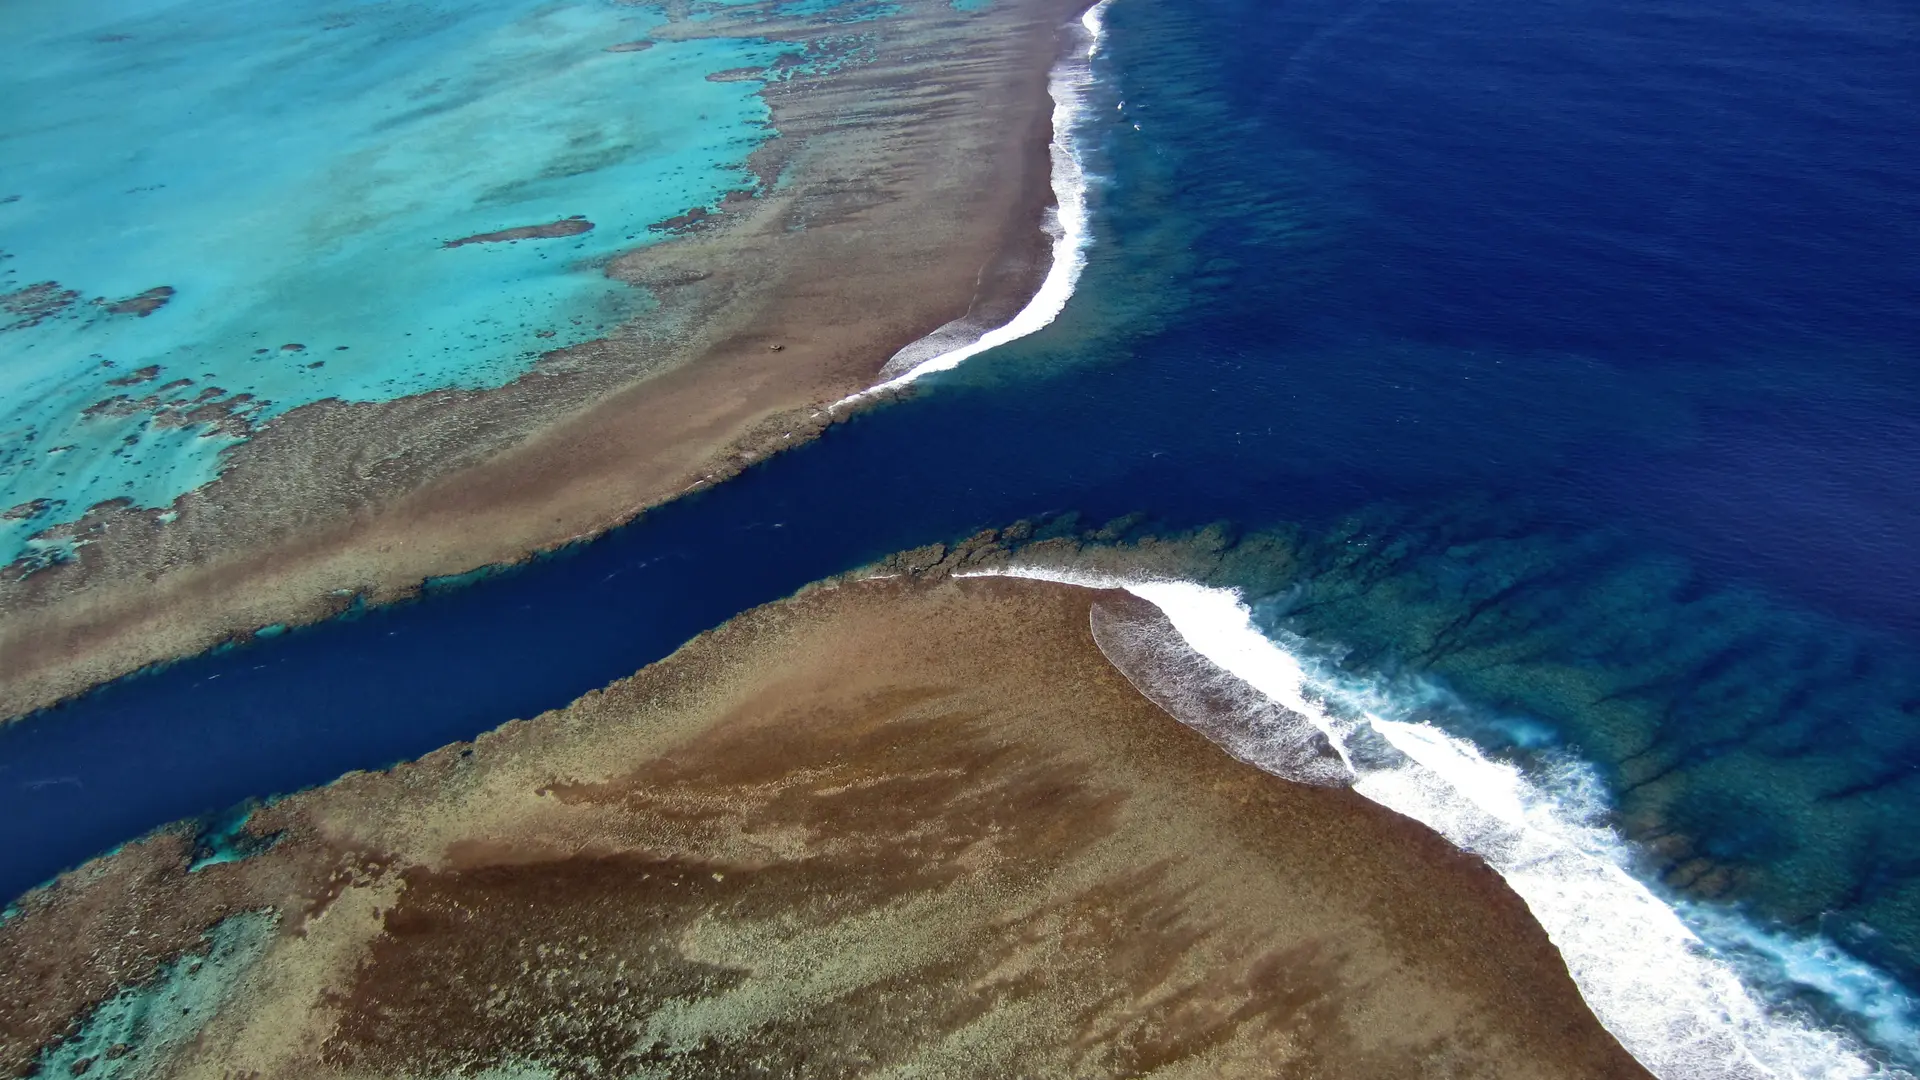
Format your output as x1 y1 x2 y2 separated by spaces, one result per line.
0 0 1080 721
0 575 1648 1079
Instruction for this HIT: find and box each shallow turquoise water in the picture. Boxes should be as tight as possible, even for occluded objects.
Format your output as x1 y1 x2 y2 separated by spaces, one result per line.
0 0 795 565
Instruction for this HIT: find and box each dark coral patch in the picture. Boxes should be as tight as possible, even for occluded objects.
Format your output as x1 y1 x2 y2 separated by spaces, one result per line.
104 286 175 317
442 218 594 249
647 206 711 234
2 498 61 522
2 281 79 329
106 365 162 387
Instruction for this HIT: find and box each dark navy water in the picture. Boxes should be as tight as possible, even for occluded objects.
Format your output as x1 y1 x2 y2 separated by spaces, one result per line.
5 0 1919 1067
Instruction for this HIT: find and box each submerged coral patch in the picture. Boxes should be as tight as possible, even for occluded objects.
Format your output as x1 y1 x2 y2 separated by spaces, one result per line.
101 286 174 318
30 911 276 1080
442 218 596 249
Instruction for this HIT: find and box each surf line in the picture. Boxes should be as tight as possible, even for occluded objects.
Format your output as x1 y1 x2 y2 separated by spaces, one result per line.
963 565 1914 1080
832 0 1110 409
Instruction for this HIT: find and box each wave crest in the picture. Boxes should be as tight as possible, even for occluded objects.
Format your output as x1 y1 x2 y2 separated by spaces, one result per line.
969 565 1915 1080
838 0 1109 403
1088 589 1349 787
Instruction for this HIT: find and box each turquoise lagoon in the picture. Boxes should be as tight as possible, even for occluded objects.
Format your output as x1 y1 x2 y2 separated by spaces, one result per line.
0 0 830 567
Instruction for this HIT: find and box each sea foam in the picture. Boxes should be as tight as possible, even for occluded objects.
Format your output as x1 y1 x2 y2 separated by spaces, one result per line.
967 565 1917 1080
837 0 1109 404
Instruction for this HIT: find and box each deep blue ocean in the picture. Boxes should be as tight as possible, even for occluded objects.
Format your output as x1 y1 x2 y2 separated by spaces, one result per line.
4 0 1918 1071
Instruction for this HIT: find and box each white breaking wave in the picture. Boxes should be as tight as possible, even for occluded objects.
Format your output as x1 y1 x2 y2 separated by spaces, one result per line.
1685 904 1920 1069
835 0 1109 406
965 564 1916 1080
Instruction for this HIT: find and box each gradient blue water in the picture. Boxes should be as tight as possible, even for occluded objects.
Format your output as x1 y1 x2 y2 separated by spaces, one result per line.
1238 0 1920 637
4 0 1919 1060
